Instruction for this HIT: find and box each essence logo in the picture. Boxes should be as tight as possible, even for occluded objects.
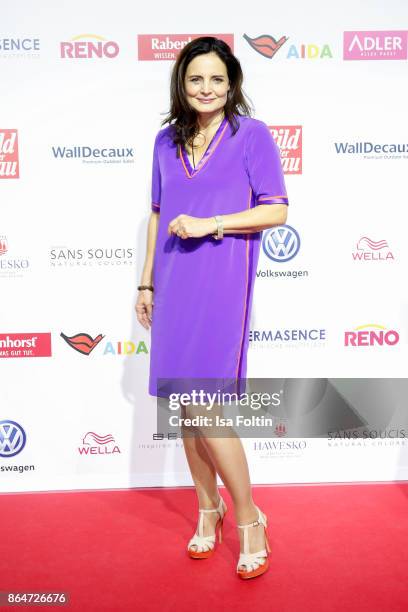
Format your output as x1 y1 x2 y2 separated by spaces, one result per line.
344 325 400 347
60 34 119 59
262 225 301 262
0 420 27 458
343 31 408 60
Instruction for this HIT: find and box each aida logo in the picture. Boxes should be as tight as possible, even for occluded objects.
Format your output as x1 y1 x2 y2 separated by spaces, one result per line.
60 332 104 355
270 126 302 174
343 31 408 60
344 325 400 347
0 129 19 178
244 34 332 59
352 237 395 261
60 34 119 58
138 34 234 61
243 34 288 58
0 333 52 358
78 432 121 455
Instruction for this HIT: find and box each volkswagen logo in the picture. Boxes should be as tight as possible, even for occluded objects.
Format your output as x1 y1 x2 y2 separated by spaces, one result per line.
262 224 300 262
0 420 27 458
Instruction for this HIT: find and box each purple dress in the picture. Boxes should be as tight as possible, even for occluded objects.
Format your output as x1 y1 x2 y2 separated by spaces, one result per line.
148 113 289 398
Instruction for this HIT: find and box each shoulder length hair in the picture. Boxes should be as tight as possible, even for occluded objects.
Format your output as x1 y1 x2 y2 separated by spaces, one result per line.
160 37 254 152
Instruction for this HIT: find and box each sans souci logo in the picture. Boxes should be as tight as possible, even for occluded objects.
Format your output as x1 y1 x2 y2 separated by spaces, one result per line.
60 34 119 59
343 31 408 60
243 33 332 59
60 331 148 357
334 140 408 160
49 246 136 268
249 328 327 350
0 333 52 358
51 144 134 165
270 126 302 174
0 129 19 178
0 37 40 58
344 324 399 347
0 236 30 279
138 34 234 61
0 420 26 458
352 237 395 262
78 432 121 456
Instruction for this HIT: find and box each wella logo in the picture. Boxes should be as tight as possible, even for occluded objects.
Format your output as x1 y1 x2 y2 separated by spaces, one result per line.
352 237 395 261
60 34 119 58
344 324 399 347
343 31 408 60
78 432 121 455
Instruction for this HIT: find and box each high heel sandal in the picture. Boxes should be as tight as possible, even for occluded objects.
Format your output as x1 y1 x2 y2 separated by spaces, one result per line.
187 495 227 559
236 506 271 579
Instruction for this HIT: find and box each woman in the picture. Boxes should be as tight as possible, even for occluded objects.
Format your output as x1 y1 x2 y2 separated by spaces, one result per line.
135 37 289 579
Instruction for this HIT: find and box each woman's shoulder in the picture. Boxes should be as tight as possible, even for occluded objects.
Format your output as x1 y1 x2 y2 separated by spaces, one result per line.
155 123 176 147
237 115 269 132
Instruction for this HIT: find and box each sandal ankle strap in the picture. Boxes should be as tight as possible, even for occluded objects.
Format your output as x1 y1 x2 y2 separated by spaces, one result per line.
197 496 226 538
237 506 266 529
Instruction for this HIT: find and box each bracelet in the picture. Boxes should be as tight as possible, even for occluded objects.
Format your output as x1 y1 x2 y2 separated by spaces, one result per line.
137 285 154 292
212 215 224 241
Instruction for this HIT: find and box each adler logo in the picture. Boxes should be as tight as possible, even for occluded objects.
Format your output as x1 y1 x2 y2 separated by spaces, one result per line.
60 34 119 59
138 34 234 61
343 31 407 60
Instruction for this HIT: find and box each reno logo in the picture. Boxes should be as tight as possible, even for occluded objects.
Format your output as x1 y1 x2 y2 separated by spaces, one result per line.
0 129 19 178
262 225 301 262
60 34 119 59
138 34 234 61
270 126 302 174
0 420 27 458
343 31 408 60
352 237 395 262
344 325 400 347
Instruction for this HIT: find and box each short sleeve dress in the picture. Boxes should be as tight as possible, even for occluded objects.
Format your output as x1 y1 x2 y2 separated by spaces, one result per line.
148 113 289 398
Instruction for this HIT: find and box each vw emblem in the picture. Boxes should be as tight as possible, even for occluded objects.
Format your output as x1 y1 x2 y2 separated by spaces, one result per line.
0 420 27 458
262 224 300 262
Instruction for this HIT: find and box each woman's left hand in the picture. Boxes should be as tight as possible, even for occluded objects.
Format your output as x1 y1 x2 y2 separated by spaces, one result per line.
168 214 216 239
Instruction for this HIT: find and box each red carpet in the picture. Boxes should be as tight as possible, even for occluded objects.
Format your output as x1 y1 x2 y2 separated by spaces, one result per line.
1 483 408 611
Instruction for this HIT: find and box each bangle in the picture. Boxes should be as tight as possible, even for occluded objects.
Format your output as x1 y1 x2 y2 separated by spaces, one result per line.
212 215 224 241
137 285 154 292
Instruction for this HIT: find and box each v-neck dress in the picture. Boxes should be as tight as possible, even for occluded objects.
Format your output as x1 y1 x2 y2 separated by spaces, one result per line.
148 113 289 398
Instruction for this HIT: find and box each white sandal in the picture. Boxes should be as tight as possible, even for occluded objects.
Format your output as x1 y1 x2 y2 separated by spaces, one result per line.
187 495 227 559
236 506 271 579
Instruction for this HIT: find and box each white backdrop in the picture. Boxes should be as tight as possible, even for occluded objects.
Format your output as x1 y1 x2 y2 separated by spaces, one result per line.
1 0 408 493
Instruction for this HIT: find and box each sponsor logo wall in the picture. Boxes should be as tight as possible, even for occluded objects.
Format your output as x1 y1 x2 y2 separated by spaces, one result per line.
1 1 407 492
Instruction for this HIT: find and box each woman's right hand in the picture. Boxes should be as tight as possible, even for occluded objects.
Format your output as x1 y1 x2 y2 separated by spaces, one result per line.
135 289 154 330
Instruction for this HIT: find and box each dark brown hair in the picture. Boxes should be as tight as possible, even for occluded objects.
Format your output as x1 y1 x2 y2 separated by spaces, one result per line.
160 37 254 152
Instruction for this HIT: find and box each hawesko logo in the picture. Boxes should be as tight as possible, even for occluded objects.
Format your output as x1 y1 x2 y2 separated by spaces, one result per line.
352 237 395 261
0 420 27 458
60 34 119 59
0 236 8 255
60 332 104 355
243 33 288 58
138 34 234 61
270 126 302 174
344 324 399 347
262 225 301 262
78 432 121 455
343 31 408 60
0 129 19 178
0 333 52 358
